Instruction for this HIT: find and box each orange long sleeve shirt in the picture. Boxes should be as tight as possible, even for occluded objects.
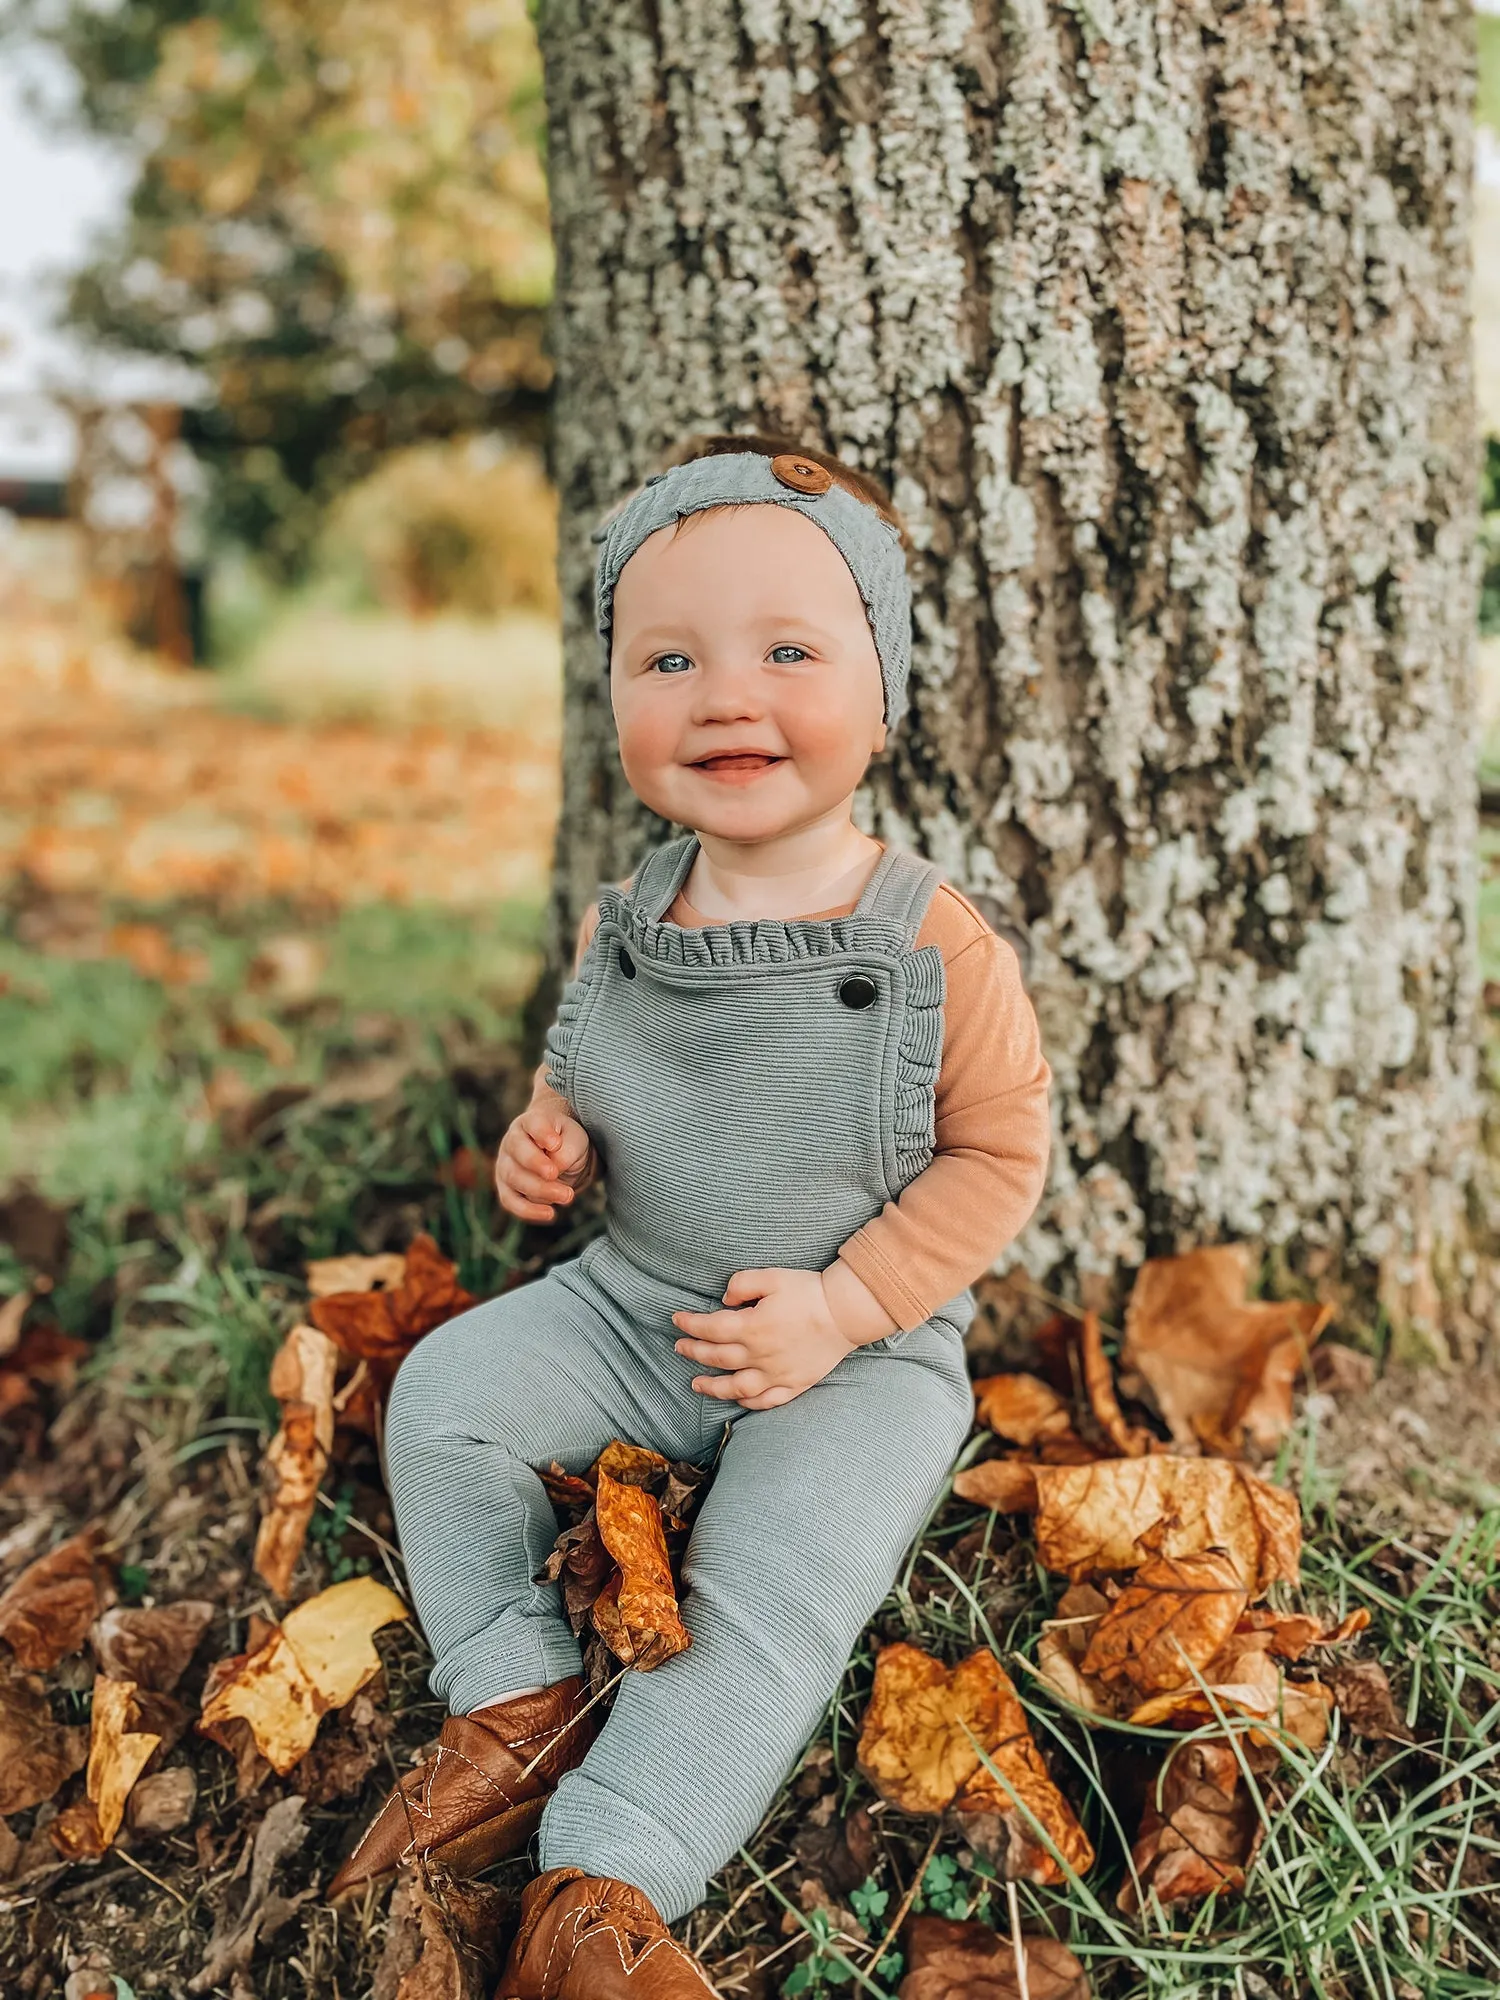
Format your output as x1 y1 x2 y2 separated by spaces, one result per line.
566 875 1052 1331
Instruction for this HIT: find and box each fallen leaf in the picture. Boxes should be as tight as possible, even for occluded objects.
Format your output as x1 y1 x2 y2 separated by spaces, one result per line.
900 1914 1092 1999
1079 1553 1248 1695
538 1462 599 1515
1125 1630 1334 1749
306 1253 408 1299
220 1012 297 1066
794 1804 877 1899
86 1675 162 1845
0 1664 89 1811
539 1514 614 1636
395 1865 511 1999
126 1765 198 1836
0 1323 90 1420
188 1794 311 1993
858 1644 1093 1883
254 1323 340 1596
0 1188 72 1275
591 1456 691 1671
248 934 326 1003
973 1375 1075 1446
1032 1458 1301 1595
0 1526 114 1670
1118 1737 1261 1912
310 1234 477 1391
953 1461 1042 1513
50 1798 107 1861
90 1600 215 1692
1122 1246 1332 1454
291 1687 392 1804
1237 1605 1371 1660
1036 1584 1114 1715
859 1645 1002 1816
1325 1657 1408 1740
1079 1311 1155 1456
199 1576 409 1774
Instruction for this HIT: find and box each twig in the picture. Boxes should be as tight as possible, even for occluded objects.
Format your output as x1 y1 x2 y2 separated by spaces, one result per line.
1006 1879 1031 2000
693 1858 797 1958
512 1669 627 1786
114 1844 190 1909
862 1820 941 1971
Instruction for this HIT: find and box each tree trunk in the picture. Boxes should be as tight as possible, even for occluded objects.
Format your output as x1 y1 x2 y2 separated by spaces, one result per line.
535 0 1482 1337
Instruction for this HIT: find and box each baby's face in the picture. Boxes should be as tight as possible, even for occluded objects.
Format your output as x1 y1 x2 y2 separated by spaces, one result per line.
609 504 887 844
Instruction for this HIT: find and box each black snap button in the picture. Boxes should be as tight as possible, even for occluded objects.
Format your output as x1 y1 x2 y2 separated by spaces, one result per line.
619 946 636 979
838 973 877 1010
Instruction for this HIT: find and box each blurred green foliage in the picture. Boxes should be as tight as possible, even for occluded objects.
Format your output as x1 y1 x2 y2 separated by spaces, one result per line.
3 0 553 576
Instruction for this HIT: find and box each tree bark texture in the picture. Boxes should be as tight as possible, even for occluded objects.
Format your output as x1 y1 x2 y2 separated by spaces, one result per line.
536 0 1481 1323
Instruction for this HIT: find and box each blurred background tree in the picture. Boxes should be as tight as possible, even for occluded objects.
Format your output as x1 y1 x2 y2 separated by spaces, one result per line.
6 0 552 580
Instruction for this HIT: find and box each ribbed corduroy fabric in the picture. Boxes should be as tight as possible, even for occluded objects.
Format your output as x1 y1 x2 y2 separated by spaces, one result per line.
383 838 976 1919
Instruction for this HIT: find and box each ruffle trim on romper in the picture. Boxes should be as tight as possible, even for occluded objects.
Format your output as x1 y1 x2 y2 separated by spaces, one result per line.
545 886 947 1193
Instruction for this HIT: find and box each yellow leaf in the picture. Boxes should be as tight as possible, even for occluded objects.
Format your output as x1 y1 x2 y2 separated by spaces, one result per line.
86 1677 162 1846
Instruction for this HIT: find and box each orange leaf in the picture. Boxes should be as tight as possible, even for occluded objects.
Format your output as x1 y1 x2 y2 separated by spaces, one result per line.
591 1457 691 1672
973 1374 1074 1446
86 1676 162 1846
254 1323 339 1597
198 1577 408 1775
1079 1552 1248 1695
309 1234 477 1390
857 1644 1094 1884
1032 1458 1301 1595
1125 1631 1334 1749
305 1253 408 1299
1118 1737 1260 1912
953 1460 1042 1513
901 1915 1093 1999
0 1526 113 1671
1122 1246 1332 1454
1237 1604 1371 1660
1079 1311 1154 1457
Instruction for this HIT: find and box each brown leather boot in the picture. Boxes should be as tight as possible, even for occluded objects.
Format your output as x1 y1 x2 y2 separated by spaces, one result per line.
498 1867 718 1997
326 1678 597 1900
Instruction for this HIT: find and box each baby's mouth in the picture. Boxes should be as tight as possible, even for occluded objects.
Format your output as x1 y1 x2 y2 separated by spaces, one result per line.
690 753 785 776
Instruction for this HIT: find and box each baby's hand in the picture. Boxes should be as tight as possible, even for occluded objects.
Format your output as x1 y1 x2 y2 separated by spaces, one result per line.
672 1263 897 1411
494 1088 597 1223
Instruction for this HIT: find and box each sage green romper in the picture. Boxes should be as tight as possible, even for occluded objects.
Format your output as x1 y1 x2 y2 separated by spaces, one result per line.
385 836 975 1920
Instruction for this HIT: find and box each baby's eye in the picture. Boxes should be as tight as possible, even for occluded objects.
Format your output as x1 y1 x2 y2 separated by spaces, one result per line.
650 652 694 675
768 645 809 664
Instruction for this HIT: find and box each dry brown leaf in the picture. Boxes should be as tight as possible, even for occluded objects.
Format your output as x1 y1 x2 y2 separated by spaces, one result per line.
0 1663 89 1812
306 1253 408 1299
127 1765 198 1836
0 1525 114 1670
1122 1245 1332 1454
1237 1605 1371 1660
1125 1630 1334 1750
1079 1552 1248 1695
87 1675 163 1845
858 1644 1093 1884
1032 1458 1301 1595
1118 1737 1261 1912
1036 1584 1116 1716
953 1460 1042 1514
0 1291 28 1359
199 1576 408 1775
309 1234 478 1391
1326 1657 1408 1740
900 1914 1092 1999
539 1515 614 1637
973 1374 1075 1446
50 1798 108 1861
1079 1310 1154 1456
0 1322 91 1419
90 1601 215 1692
1309 1343 1376 1398
592 1458 691 1671
254 1323 340 1597
395 1865 511 1999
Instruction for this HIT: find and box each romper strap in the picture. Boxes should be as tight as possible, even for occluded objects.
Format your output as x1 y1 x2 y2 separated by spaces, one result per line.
623 834 700 922
853 844 944 945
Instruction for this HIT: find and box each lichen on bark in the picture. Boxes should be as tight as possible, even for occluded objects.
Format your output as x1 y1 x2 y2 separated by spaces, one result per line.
536 0 1481 1326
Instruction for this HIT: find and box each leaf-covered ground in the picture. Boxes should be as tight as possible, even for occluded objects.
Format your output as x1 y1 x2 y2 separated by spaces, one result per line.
2 647 1499 2000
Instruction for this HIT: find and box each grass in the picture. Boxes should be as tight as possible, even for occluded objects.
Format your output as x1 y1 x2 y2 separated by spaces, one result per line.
2 885 1498 1997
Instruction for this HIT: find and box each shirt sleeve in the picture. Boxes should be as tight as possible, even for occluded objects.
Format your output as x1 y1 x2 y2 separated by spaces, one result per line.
836 897 1052 1332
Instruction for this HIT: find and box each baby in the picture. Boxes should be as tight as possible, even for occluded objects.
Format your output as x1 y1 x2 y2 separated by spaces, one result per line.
329 437 1051 1997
